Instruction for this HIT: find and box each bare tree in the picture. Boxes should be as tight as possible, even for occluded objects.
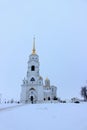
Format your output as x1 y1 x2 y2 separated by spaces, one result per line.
81 86 87 101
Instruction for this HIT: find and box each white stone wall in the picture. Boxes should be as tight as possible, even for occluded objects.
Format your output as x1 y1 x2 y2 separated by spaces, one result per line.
20 85 27 103
37 85 43 102
44 90 51 100
51 86 57 99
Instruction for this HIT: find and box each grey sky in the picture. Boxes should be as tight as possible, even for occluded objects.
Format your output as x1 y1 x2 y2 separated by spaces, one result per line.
0 0 87 100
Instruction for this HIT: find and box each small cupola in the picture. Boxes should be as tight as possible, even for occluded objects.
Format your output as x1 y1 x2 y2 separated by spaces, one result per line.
45 77 50 87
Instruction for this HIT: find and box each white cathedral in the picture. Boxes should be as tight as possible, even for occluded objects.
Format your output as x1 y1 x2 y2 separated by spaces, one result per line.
20 38 57 103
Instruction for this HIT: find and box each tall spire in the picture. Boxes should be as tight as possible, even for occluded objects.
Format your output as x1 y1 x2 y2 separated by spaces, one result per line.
32 36 36 54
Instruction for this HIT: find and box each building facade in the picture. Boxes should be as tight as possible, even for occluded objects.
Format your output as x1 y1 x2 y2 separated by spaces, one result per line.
20 38 57 103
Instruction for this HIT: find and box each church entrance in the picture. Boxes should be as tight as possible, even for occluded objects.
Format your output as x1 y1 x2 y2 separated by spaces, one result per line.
28 88 37 104
30 96 34 104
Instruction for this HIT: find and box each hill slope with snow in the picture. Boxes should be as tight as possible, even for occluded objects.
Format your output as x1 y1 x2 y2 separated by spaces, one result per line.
0 103 87 130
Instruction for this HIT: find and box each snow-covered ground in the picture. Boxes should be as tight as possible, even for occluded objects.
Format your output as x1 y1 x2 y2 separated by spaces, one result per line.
0 103 87 130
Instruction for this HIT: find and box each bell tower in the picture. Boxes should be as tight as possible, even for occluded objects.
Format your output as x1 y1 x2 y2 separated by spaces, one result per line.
27 37 40 84
21 38 43 103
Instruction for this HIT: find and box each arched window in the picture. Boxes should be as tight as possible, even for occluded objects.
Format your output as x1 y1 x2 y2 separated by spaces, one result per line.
30 77 35 81
48 97 50 100
31 65 35 71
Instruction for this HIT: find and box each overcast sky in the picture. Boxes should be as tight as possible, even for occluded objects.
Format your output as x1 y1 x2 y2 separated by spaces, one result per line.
0 0 87 101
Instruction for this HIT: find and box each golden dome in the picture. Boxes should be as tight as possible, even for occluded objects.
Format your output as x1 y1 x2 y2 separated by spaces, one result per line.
45 77 49 81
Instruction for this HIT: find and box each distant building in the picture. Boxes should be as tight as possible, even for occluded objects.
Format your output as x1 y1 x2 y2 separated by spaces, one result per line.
20 38 57 103
71 97 80 103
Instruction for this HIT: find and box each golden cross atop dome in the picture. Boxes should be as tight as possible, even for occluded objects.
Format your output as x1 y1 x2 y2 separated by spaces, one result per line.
32 36 36 54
